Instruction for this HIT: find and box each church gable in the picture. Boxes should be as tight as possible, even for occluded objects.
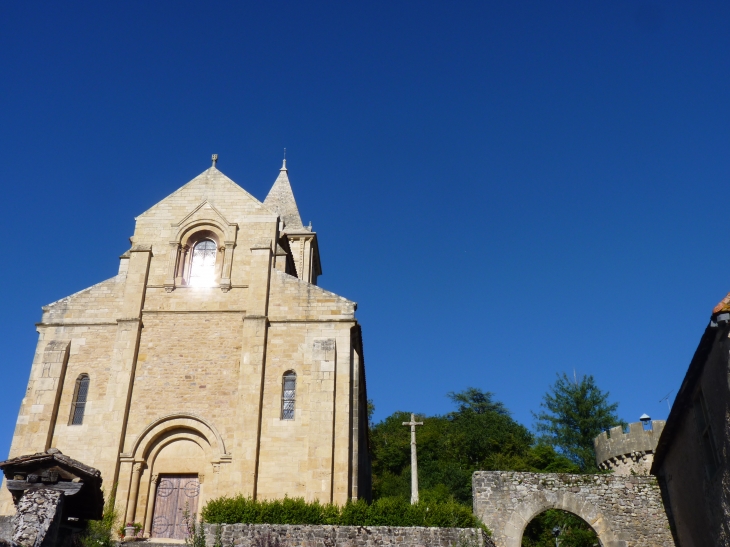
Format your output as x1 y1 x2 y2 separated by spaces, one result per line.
135 166 274 232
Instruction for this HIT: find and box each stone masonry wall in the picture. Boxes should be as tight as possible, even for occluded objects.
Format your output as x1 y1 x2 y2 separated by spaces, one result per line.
0 516 12 542
13 489 64 547
198 524 496 547
473 471 674 547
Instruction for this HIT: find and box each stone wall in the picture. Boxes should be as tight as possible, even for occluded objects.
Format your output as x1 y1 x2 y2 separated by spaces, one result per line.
0 516 11 542
12 488 63 547
472 471 674 547
195 524 495 547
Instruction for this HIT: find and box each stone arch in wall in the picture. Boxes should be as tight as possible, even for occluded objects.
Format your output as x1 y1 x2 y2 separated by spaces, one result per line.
128 413 229 461
120 414 231 537
472 471 676 547
502 493 617 547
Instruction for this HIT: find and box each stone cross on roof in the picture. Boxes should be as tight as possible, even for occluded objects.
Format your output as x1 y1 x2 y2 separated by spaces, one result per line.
212 154 218 167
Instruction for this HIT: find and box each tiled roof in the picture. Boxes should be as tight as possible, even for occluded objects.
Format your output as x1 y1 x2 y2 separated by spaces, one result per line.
0 449 100 479
712 292 730 314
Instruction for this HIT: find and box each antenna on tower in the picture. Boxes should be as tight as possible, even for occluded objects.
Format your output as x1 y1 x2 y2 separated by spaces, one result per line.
659 391 674 412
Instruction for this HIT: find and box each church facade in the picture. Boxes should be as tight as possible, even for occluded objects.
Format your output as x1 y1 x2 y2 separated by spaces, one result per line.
0 159 371 538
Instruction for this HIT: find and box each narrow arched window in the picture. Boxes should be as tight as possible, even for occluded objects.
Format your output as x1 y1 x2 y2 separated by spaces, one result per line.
281 371 296 420
69 374 89 425
189 239 217 286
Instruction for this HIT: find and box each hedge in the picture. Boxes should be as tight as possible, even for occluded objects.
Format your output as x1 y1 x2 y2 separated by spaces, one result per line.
201 496 480 528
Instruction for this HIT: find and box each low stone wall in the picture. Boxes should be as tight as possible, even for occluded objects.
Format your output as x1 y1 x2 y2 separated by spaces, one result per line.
0 516 12 542
189 524 496 547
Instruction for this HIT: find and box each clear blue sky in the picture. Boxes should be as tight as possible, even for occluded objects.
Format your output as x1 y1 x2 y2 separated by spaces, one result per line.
1 1 729 459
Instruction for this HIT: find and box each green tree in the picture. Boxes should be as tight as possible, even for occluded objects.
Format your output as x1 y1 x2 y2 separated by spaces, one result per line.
533 373 623 471
369 388 579 504
447 388 509 416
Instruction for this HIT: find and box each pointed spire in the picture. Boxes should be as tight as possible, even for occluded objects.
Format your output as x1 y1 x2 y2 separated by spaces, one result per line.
264 157 303 228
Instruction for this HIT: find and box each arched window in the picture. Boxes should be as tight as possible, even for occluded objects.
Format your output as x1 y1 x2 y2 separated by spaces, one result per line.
281 371 297 420
69 374 89 425
188 239 217 286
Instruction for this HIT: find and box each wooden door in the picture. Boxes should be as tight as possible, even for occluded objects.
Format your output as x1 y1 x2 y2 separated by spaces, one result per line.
151 474 200 540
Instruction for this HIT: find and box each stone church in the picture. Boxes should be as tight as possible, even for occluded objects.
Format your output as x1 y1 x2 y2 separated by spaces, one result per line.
0 158 371 539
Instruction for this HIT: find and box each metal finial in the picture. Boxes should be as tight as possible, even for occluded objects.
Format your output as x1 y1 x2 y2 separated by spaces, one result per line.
281 148 287 170
212 154 218 167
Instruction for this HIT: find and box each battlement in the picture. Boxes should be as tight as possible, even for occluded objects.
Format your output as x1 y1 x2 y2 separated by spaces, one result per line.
594 420 665 471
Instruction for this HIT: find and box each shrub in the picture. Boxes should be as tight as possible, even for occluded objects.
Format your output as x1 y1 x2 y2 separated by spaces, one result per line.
80 490 119 547
338 499 369 525
201 495 480 528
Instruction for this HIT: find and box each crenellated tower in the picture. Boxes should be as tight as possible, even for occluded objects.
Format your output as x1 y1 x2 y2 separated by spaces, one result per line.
593 419 666 475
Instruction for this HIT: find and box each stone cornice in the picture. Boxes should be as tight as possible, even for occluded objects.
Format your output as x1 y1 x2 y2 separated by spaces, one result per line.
141 310 246 314
36 321 119 327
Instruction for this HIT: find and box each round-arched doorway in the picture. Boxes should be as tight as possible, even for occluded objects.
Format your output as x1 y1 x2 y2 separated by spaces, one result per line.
522 509 600 547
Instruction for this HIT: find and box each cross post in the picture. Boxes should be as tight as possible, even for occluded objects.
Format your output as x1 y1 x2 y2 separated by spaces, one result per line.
402 413 424 504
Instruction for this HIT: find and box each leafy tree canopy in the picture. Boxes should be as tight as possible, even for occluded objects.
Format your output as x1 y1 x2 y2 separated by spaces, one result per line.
370 381 619 546
533 373 623 472
447 388 509 416
369 388 579 505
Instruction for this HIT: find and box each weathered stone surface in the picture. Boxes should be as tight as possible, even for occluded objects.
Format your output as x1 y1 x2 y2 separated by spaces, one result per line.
193 524 496 547
473 472 674 547
0 516 13 542
12 489 63 547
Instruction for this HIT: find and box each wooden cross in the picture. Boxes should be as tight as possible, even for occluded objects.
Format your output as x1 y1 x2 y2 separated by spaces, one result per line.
402 413 424 504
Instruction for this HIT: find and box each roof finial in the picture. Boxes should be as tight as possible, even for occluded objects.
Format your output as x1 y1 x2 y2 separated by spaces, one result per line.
212 154 218 168
281 148 287 171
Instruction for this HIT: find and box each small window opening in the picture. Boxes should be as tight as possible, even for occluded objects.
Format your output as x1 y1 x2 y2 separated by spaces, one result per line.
281 371 296 420
695 390 719 478
70 374 89 425
189 240 217 286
